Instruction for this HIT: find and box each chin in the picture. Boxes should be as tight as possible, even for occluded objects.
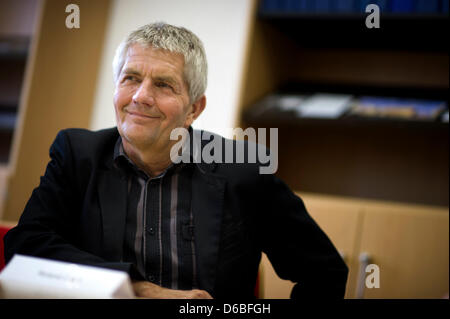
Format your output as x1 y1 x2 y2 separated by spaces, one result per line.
120 125 157 147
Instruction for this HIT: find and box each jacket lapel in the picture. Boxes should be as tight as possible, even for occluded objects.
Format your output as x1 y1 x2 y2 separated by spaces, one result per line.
191 165 226 294
97 168 128 261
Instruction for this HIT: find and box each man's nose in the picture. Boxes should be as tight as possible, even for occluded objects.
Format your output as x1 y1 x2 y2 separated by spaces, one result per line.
132 82 155 106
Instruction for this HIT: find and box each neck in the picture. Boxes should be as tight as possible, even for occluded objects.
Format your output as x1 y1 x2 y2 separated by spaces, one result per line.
122 138 174 178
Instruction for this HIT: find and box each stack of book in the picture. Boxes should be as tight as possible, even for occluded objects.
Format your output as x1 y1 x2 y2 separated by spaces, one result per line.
295 93 353 118
260 0 449 14
247 93 448 122
348 97 447 121
248 93 354 119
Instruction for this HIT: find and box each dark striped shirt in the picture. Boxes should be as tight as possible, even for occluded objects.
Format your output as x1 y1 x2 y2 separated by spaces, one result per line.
113 138 197 290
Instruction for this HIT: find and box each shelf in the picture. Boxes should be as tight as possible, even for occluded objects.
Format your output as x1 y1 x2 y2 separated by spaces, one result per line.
0 36 29 164
258 12 449 51
237 2 449 207
0 101 19 110
0 36 30 59
244 112 448 131
242 82 449 129
275 82 449 99
0 112 17 131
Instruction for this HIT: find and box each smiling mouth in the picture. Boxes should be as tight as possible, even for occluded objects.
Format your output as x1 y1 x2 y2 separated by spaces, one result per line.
127 111 160 119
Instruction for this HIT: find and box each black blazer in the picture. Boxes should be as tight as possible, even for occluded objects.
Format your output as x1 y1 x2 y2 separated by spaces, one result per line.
4 128 348 298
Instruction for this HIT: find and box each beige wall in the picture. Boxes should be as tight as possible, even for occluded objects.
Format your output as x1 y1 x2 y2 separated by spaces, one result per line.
1 0 111 222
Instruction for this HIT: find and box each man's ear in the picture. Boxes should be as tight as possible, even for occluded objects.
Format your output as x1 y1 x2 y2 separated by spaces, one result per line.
185 95 206 127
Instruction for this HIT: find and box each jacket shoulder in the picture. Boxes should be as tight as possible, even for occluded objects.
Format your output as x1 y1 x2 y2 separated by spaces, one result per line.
194 129 272 179
54 127 119 164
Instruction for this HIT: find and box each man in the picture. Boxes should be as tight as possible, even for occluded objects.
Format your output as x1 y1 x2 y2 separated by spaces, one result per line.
4 23 348 299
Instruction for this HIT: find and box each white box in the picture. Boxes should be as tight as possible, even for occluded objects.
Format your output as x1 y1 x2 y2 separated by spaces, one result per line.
0 255 135 299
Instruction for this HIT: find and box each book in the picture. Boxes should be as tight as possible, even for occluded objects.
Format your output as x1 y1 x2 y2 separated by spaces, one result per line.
296 93 353 118
248 94 306 118
349 96 447 120
415 0 440 13
391 0 415 12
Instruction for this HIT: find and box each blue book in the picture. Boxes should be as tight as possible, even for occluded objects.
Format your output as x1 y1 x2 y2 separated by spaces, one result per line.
334 0 355 13
360 0 388 13
373 0 389 12
287 0 302 11
277 0 292 12
412 101 446 119
260 0 277 12
295 0 315 12
357 0 374 12
442 0 449 13
391 0 414 12
353 97 446 120
415 0 439 13
314 0 331 12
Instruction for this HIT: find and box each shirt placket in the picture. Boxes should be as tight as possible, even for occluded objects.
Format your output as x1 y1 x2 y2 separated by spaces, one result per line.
145 176 163 285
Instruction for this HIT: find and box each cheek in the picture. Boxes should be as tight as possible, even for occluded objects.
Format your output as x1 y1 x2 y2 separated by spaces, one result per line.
114 87 133 112
156 97 185 119
165 105 189 126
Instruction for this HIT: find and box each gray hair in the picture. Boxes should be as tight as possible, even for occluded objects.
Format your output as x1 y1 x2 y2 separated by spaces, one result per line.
112 22 208 103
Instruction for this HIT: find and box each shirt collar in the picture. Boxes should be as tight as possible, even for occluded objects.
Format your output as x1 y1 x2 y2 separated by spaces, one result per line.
113 127 194 179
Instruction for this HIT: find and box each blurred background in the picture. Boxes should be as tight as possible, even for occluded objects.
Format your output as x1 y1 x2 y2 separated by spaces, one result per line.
0 0 448 299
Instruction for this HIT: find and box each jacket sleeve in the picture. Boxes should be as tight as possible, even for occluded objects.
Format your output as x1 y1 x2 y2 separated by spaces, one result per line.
258 173 348 299
3 130 142 280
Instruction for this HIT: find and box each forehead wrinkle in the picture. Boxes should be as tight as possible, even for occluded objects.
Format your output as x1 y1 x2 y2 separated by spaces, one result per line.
124 59 181 81
122 46 189 96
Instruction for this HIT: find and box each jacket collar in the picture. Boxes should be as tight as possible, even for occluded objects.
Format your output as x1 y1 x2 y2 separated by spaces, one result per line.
190 165 226 294
104 126 219 175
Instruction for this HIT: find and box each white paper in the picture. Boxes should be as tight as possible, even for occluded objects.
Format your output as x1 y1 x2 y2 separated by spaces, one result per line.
0 254 135 299
277 95 306 111
442 110 449 123
297 93 353 118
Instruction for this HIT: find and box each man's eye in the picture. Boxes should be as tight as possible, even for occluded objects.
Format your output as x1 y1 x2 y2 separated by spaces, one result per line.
156 82 173 89
123 75 138 82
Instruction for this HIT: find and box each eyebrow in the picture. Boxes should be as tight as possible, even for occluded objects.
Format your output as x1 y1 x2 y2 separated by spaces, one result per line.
122 68 141 76
121 68 180 87
154 75 179 87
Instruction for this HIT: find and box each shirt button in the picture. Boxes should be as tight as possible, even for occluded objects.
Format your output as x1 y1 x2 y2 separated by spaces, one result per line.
147 227 155 235
148 275 155 282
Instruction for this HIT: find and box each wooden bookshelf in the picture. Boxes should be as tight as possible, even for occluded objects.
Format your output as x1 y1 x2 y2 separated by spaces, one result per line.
237 0 449 207
0 36 29 163
240 1 448 298
259 192 449 299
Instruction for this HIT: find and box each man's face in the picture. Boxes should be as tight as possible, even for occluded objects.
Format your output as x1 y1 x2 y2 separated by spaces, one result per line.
114 44 195 150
